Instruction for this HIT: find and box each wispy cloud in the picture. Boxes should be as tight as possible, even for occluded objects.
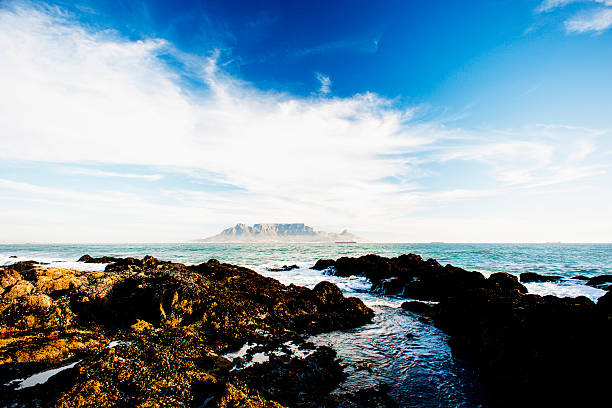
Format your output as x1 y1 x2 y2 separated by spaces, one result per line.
61 168 164 180
315 72 331 94
565 7 612 32
0 1 610 242
538 0 612 12
536 0 612 33
292 36 380 58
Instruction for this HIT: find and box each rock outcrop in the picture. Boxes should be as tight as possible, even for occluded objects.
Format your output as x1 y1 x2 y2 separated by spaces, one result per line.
315 253 612 406
0 256 376 407
315 253 526 301
77 254 122 263
435 289 611 406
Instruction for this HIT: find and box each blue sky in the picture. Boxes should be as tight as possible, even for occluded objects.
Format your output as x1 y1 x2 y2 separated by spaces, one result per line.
0 0 611 242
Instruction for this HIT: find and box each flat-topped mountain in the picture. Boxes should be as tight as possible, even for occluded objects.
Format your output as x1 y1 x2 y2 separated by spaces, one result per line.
196 223 362 243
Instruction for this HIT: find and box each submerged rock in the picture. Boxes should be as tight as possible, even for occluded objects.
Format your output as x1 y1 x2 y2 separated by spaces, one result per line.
267 264 299 272
519 272 563 282
0 256 374 407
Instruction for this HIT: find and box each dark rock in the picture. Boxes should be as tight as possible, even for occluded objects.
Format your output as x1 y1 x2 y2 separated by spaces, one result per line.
400 300 436 314
435 288 611 407
486 272 527 294
8 256 17 259
519 272 563 283
77 254 122 263
332 384 399 408
235 346 345 407
312 259 335 270
572 275 590 280
596 290 612 316
5 261 40 273
585 274 612 288
318 253 527 301
267 264 299 272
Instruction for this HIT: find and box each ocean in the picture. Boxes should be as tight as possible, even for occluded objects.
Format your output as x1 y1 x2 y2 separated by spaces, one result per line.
1 243 610 407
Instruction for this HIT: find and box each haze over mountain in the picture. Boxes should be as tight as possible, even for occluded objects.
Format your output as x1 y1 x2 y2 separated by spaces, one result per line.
196 223 361 243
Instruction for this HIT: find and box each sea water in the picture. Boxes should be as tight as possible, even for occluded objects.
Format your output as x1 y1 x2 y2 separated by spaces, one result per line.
1 243 610 406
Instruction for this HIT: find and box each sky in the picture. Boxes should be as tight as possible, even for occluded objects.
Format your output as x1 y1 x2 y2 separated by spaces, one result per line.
0 0 611 243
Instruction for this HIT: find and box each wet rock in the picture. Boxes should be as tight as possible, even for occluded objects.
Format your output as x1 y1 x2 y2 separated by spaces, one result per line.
5 261 40 273
1 257 374 407
316 254 525 301
332 384 399 408
519 272 563 283
312 259 335 270
267 264 299 272
486 272 527 294
77 254 122 263
235 346 345 407
435 289 611 407
400 300 436 314
596 290 612 316
585 274 612 289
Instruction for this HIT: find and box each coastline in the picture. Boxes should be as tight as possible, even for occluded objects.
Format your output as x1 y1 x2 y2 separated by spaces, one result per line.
1 249 610 406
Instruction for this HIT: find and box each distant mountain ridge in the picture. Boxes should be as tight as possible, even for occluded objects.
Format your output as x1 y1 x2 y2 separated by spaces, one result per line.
196 223 362 243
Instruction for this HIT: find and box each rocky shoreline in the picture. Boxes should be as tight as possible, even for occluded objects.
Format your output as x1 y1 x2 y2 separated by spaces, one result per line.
0 256 387 407
3 253 611 407
314 254 612 407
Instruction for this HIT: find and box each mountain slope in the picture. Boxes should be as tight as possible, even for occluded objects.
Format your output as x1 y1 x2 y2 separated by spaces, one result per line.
195 223 362 243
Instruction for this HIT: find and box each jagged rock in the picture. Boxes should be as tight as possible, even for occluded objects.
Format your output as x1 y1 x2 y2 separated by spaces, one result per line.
585 274 612 289
316 254 524 301
435 289 611 407
519 272 563 283
235 346 345 407
25 293 53 308
596 290 612 316
401 300 436 314
312 259 335 270
77 254 122 263
486 272 527 294
332 384 399 408
1 256 374 407
4 280 35 298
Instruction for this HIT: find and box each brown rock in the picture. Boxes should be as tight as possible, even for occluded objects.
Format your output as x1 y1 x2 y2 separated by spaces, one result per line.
25 293 53 308
5 280 35 298
131 319 154 333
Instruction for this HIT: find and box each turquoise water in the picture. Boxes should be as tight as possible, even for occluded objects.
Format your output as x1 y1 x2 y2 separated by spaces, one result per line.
1 243 611 277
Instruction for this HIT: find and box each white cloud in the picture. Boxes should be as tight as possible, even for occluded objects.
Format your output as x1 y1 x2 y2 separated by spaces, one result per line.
538 0 612 12
61 168 164 180
316 72 332 94
0 2 610 242
536 0 612 34
565 7 612 32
